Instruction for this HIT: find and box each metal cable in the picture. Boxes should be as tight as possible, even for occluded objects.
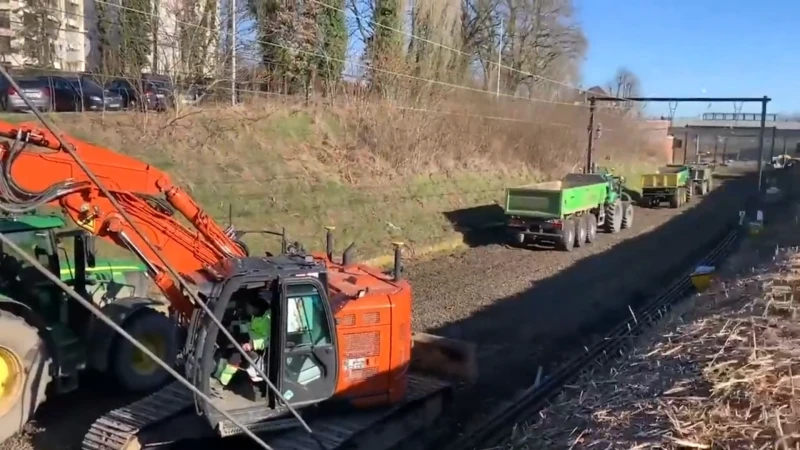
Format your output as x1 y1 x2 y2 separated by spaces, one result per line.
0 229 276 450
0 65 324 447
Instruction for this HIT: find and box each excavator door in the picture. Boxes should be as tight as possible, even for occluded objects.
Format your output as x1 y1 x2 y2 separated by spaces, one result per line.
275 279 339 407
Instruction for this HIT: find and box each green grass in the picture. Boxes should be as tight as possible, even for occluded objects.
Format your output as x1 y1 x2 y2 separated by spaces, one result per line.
7 108 664 263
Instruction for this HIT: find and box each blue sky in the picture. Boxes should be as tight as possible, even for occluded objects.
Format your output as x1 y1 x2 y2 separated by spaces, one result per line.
575 0 798 117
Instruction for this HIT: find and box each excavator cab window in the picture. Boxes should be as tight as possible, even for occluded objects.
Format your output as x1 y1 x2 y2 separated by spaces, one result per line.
277 279 338 407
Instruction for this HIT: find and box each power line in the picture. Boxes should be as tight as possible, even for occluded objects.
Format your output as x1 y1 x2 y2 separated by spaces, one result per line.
309 0 631 103
46 0 602 109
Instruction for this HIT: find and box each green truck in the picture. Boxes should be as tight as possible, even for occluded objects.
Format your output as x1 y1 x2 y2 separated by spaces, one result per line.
640 164 692 208
504 170 634 251
0 213 177 442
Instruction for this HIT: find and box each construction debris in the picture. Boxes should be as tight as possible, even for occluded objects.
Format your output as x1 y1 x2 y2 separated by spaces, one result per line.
504 238 800 449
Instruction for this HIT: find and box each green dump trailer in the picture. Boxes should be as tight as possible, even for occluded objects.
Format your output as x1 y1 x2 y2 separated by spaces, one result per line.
640 164 692 208
504 173 634 251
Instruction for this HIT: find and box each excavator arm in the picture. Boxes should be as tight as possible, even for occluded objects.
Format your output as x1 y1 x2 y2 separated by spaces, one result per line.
0 121 246 318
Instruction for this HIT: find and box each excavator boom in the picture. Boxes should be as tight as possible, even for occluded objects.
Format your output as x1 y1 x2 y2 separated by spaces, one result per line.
0 121 246 317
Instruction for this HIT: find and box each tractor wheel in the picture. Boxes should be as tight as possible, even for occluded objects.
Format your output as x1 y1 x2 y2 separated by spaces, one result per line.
686 185 694 203
0 310 52 443
585 214 598 244
621 202 634 229
557 219 576 252
669 190 680 209
110 307 178 393
604 200 623 233
574 217 587 248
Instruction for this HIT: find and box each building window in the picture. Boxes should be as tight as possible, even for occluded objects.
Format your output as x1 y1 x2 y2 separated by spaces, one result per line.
0 11 9 29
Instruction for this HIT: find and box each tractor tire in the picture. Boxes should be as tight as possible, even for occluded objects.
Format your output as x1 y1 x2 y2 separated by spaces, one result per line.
557 219 576 252
585 214 598 244
686 185 694 203
110 307 178 393
0 310 52 444
621 202 634 229
574 216 587 248
604 200 623 233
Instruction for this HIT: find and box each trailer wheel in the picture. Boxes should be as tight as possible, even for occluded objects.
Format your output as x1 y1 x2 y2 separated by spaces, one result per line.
604 200 622 233
574 217 587 247
110 307 178 393
585 214 598 243
0 310 52 444
557 219 575 252
669 190 681 208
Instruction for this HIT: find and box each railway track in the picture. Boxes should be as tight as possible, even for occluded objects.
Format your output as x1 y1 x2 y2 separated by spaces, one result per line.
438 222 743 450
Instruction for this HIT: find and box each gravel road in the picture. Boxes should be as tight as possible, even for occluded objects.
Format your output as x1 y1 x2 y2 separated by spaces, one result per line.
1 166 759 450
404 166 759 447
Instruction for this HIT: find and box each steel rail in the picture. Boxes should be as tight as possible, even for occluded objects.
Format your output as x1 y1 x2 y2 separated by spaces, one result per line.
442 225 741 450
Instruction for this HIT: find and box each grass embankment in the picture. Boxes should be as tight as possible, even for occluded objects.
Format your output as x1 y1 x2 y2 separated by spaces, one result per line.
6 99 664 262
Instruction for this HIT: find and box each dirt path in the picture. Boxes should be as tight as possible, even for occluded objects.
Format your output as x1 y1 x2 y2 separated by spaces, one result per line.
404 166 759 446
2 166 759 450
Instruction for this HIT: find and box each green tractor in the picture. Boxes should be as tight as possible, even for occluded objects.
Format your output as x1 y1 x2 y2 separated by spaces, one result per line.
0 214 178 442
504 166 634 251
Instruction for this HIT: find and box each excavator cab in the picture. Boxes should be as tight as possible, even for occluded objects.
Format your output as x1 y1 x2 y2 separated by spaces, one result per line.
194 255 340 434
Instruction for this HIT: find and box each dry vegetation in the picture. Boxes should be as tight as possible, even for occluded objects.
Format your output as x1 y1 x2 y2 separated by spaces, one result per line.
503 200 800 450
5 89 666 260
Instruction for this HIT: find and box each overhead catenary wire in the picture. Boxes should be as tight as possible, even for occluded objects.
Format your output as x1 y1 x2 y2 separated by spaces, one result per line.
0 64 328 449
46 0 610 109
0 228 279 450
309 0 633 103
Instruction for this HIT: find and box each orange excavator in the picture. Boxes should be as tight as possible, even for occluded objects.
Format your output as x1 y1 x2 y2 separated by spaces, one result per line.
0 117 477 450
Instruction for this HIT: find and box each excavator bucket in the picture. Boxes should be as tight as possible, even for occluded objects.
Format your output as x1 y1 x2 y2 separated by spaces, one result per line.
410 332 478 383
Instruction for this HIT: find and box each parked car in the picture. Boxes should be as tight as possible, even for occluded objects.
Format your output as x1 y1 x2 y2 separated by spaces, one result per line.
105 76 175 112
37 75 123 112
0 77 53 113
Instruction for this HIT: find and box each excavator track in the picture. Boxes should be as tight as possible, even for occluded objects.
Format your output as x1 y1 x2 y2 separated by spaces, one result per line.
81 382 193 450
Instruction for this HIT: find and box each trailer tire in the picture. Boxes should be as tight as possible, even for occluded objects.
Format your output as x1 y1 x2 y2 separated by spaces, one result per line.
557 219 576 252
0 310 51 444
574 217 587 247
604 200 622 233
585 214 598 243
110 307 178 393
621 202 634 229
669 190 680 208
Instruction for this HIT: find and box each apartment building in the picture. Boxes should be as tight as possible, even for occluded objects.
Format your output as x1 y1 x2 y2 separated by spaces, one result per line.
84 0 221 78
0 0 86 72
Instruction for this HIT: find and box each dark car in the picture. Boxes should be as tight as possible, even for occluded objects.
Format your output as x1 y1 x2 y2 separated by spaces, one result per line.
105 76 175 112
0 77 53 113
37 75 123 112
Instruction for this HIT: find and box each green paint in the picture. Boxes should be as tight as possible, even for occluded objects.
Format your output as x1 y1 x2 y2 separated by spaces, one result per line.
504 173 618 219
0 214 66 233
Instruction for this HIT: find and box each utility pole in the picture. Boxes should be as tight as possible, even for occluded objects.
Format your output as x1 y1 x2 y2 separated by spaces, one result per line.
769 126 777 161
695 134 700 163
713 136 719 163
683 126 689 164
586 98 596 173
722 137 728 162
231 0 237 106
495 19 503 98
783 136 788 159
756 96 768 192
